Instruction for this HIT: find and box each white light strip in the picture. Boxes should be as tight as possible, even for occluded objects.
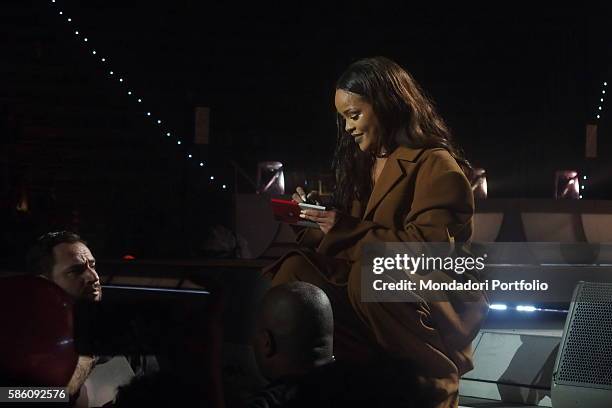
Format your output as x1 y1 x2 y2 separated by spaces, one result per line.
48 1 227 190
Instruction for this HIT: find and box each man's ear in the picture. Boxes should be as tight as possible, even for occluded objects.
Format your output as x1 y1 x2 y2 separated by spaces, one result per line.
263 329 276 358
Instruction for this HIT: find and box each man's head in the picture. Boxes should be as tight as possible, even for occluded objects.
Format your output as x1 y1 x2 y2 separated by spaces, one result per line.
252 282 334 380
26 231 102 302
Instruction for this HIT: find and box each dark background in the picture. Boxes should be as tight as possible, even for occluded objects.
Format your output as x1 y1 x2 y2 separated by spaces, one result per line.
1 1 611 260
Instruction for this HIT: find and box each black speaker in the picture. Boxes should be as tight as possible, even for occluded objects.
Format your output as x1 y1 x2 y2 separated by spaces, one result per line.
552 281 612 407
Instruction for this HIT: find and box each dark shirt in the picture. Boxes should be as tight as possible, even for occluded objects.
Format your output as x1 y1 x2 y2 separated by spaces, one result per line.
247 359 428 408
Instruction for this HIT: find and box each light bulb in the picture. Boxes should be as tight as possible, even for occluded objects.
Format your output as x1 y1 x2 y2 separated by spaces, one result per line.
177 141 182 145
84 38 88 42
210 176 215 180
119 78 123 82
101 58 106 62
67 18 72 22
157 120 161 124
146 112 151 116
200 162 204 167
75 31 79 35
188 154 192 158
127 91 132 95
92 50 96 55
59 11 63 15
166 132 170 137
222 185 227 189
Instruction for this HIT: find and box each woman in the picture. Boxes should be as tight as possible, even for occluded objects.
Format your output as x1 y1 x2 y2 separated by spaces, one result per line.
263 57 488 408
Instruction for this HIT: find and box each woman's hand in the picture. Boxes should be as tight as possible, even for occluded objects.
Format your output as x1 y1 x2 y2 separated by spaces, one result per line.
292 186 320 205
300 209 339 234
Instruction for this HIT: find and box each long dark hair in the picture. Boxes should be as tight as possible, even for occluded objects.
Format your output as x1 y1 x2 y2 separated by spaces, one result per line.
331 56 470 212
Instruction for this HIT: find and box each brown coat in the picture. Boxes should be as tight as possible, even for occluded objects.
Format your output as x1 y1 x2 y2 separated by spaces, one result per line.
264 146 488 408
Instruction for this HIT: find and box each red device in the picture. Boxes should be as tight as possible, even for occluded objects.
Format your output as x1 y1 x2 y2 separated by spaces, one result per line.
270 198 321 228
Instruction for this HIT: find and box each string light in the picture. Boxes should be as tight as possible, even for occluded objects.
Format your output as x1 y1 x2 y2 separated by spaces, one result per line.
49 2 228 191
595 80 608 120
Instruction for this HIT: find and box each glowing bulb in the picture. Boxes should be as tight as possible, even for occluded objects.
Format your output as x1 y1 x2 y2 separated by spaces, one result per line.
137 98 142 103
188 154 192 158
603 90 606 94
597 115 600 119
84 38 88 42
59 11 63 15
601 98 604 102
222 185 227 189
490 304 507 311
146 112 151 116
101 58 106 62
127 91 132 95
599 106 602 110
605 82 608 86
579 195 583 199
584 176 587 180
581 185 585 190
177 141 182 145
119 78 123 82
110 71 114 75
75 31 79 35
516 305 536 312
200 162 204 167
157 120 161 124
210 176 215 180
92 50 96 55
67 18 72 22
166 132 170 136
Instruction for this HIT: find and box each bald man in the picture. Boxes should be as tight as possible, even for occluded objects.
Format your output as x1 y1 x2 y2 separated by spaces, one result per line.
251 281 335 382
248 282 433 408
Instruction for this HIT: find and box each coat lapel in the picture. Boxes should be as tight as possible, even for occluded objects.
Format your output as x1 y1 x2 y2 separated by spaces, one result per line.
363 147 423 219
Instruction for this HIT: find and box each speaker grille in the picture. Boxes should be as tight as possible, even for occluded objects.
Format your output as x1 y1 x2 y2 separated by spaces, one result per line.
557 282 612 388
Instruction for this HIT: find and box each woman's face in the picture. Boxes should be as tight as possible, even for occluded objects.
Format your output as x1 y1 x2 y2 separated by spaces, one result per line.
334 89 382 153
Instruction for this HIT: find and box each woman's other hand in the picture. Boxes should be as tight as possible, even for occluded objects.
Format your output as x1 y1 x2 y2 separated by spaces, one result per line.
292 186 320 205
300 209 338 234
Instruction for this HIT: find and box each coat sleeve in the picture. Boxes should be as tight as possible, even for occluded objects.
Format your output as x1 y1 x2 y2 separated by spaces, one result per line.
317 151 474 261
